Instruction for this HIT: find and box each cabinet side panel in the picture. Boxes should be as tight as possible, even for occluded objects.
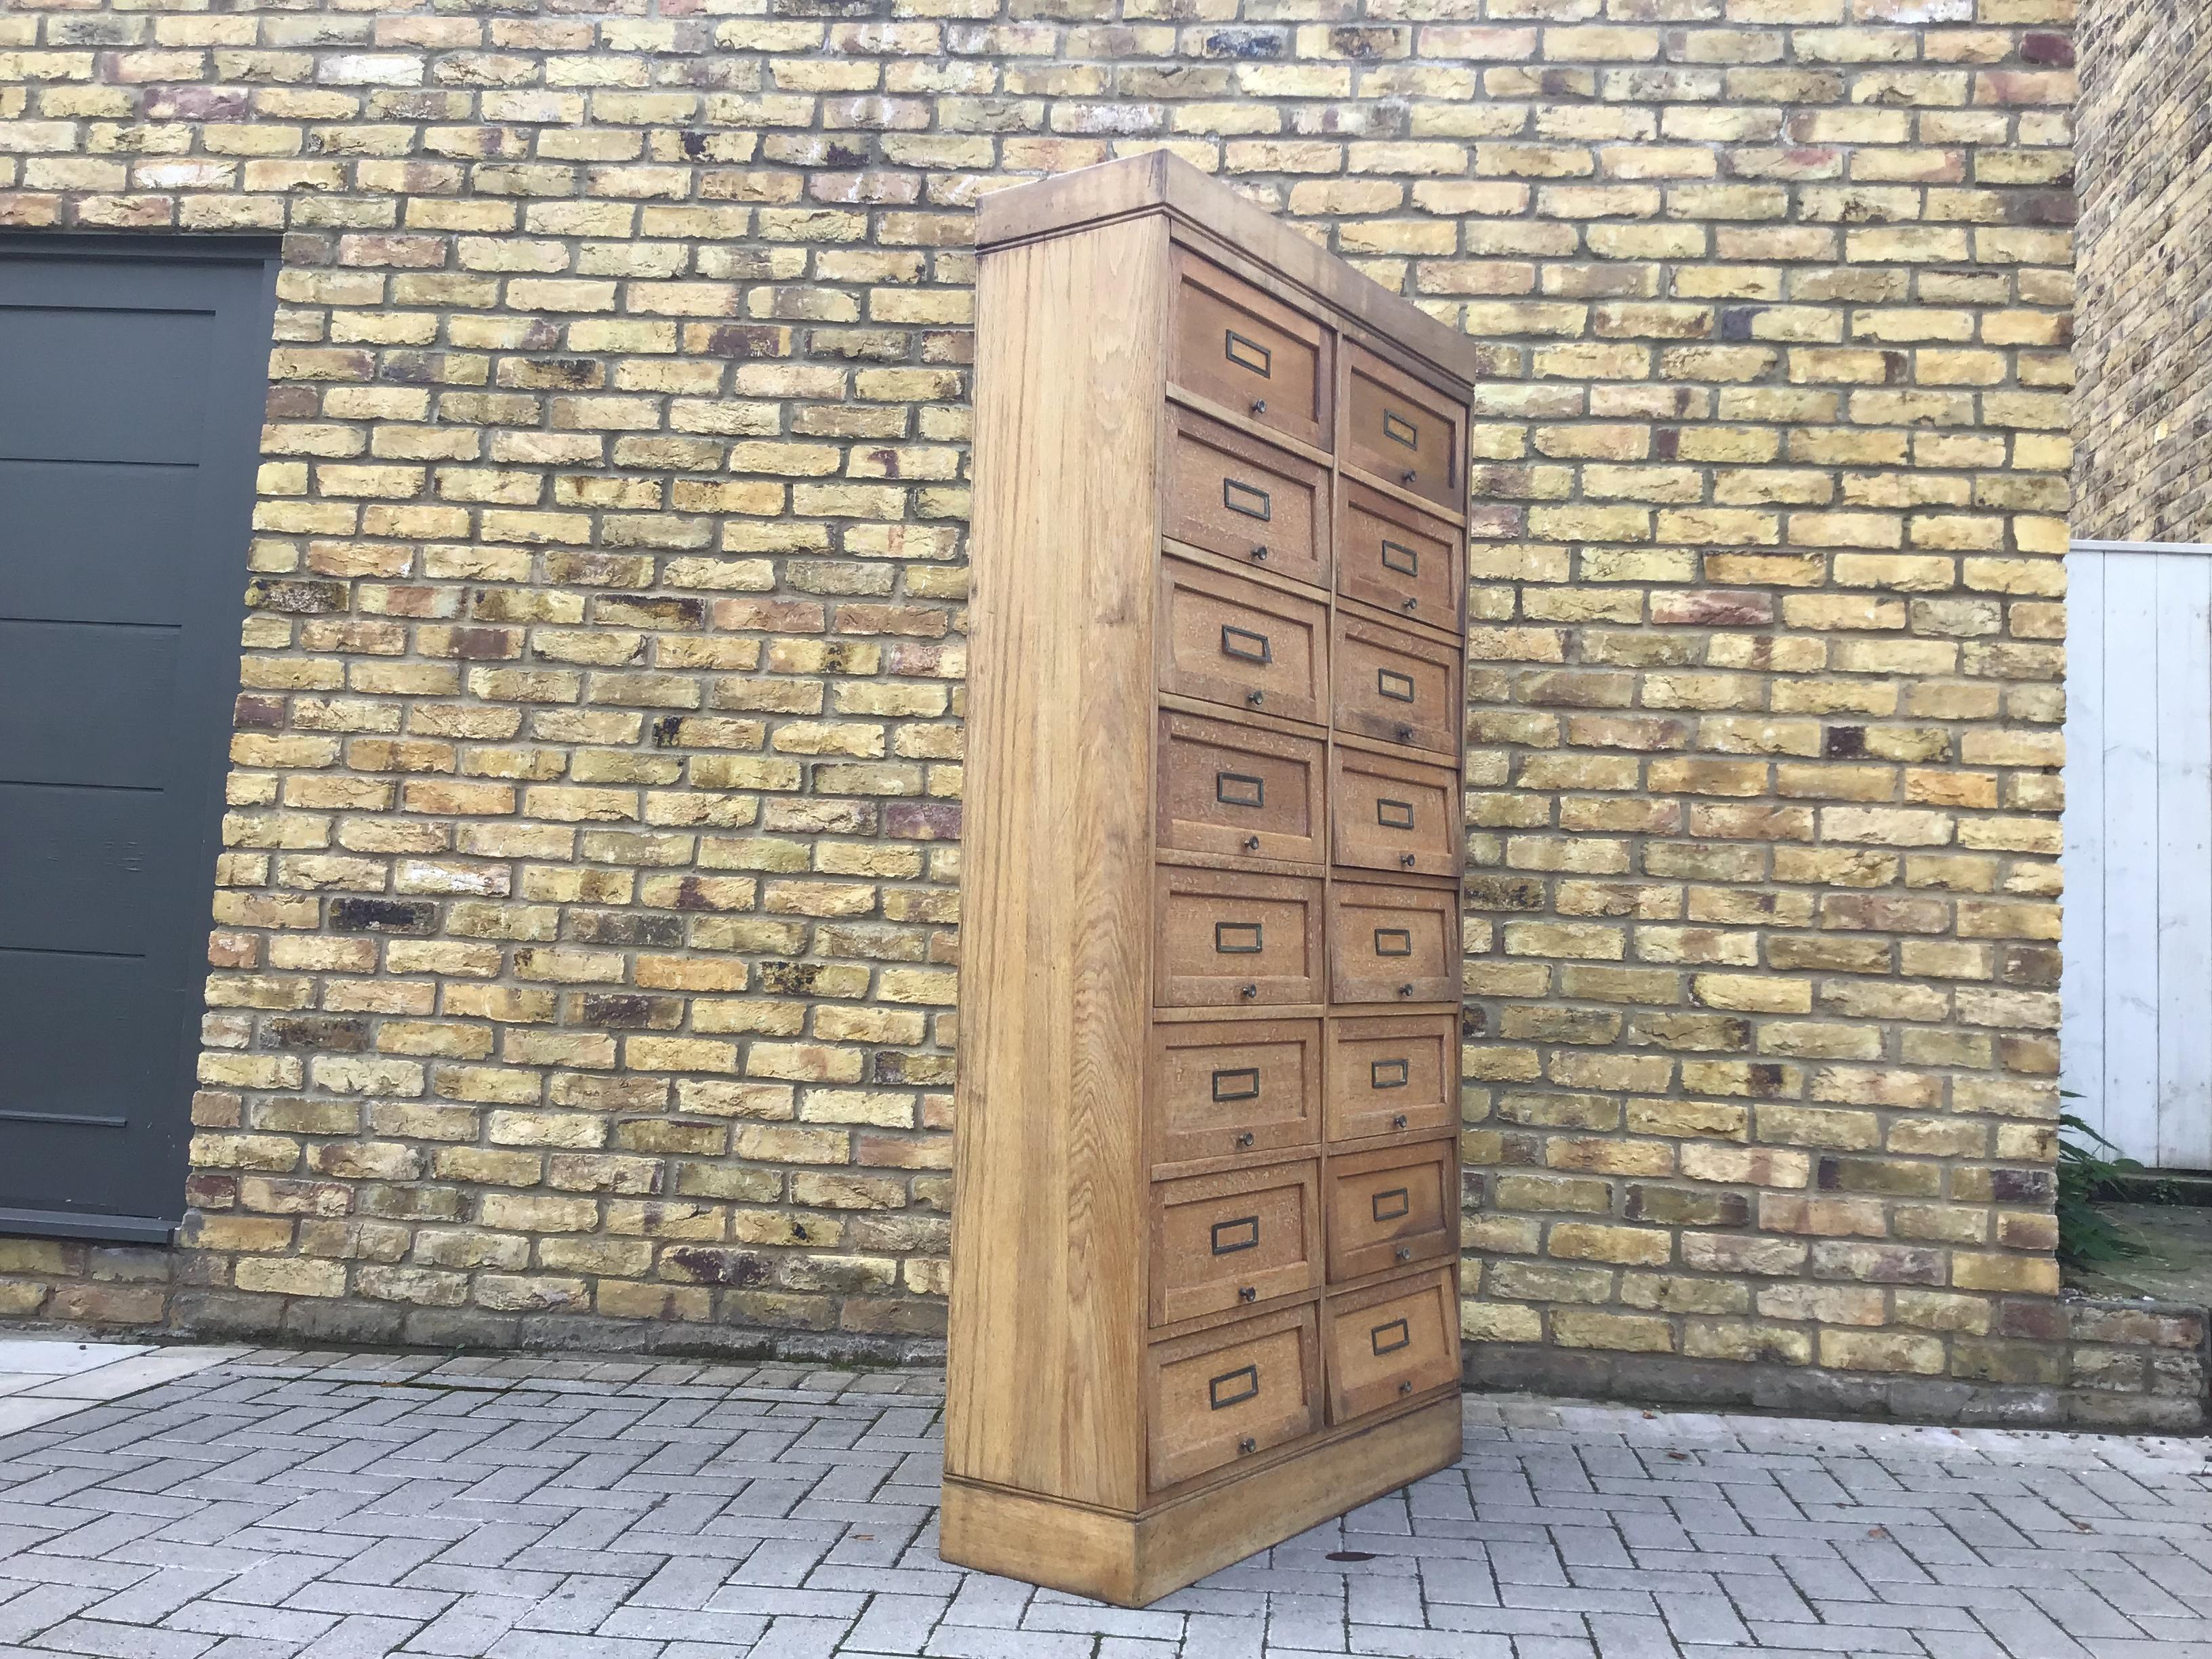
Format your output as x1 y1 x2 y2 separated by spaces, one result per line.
946 218 1168 1511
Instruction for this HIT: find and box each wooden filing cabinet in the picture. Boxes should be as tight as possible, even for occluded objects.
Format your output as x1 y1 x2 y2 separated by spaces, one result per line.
943 152 1481 1607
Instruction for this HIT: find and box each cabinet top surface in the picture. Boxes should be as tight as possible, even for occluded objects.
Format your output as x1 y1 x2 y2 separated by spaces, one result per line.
974 152 1483 390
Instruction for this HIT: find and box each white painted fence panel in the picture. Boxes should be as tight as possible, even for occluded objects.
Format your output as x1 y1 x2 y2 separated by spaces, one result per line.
2061 542 2212 1169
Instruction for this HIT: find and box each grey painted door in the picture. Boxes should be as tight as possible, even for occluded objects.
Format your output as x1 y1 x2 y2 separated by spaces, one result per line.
0 239 276 1241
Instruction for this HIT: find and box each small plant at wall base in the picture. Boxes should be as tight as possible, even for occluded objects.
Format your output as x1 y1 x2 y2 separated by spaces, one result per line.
2057 1105 2146 1266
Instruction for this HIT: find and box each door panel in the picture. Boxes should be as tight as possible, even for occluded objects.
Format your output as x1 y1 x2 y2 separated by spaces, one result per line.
0 240 276 1239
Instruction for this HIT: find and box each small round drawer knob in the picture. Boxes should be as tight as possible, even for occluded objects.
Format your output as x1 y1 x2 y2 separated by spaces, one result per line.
1395 724 1413 742
1399 853 1416 867
1251 399 1266 415
1398 983 1414 998
1245 835 1261 852
1238 1286 1257 1303
1247 690 1265 707
1395 1246 1412 1262
1235 1131 1254 1149
1250 544 1268 562
1401 468 1417 485
1402 597 1418 611
1398 1379 1414 1395
1238 1437 1257 1455
1240 983 1258 1000
1391 1113 1408 1130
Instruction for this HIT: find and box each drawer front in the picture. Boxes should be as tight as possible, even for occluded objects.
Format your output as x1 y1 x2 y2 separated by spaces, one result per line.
1147 1305 1320 1492
1327 1014 1457 1145
1334 615 1459 756
1325 1267 1460 1425
1157 867 1324 1007
1170 249 1329 453
1339 483 1460 630
1327 1139 1454 1283
1162 558 1328 728
1152 1018 1321 1169
1150 1160 1320 1326
1330 879 1458 1005
1344 345 1462 512
1332 747 1460 879
1158 710 1325 866
1166 406 1329 592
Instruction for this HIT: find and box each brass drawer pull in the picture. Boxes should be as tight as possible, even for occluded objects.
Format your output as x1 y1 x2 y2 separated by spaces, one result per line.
1221 625 1273 665
1374 927 1413 958
1370 1317 1411 1356
1376 798 1415 831
1371 1058 1409 1090
1223 478 1273 522
1225 330 1272 378
1215 921 1264 956
1384 409 1419 449
1216 771 1266 809
1209 1364 1260 1410
1210 1066 1261 1103
1372 1187 1410 1223
1377 668 1415 703
1380 539 1418 577
1210 1215 1260 1256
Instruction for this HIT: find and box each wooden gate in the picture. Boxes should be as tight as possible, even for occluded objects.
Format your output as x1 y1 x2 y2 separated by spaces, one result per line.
2062 539 2212 1170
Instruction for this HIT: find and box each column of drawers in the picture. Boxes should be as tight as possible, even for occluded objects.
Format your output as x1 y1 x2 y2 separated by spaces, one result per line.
1141 245 1469 1502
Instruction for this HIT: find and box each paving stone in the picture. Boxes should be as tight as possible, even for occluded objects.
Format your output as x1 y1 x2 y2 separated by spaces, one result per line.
0 1355 2201 1659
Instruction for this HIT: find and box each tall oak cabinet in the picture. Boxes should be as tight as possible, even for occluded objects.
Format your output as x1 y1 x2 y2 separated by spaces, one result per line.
944 154 1481 1606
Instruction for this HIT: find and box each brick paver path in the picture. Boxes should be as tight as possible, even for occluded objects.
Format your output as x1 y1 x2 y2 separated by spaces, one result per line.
0 1348 2207 1658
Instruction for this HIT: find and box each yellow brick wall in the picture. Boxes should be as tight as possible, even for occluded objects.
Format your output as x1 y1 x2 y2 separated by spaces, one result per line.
0 0 2116 1408
2075 0 2211 539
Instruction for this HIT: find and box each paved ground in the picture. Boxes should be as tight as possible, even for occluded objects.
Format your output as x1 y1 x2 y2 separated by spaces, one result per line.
0 1340 235 1436
0 1345 2207 1658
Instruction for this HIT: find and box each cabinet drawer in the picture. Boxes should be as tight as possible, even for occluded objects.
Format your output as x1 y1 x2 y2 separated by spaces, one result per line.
1157 867 1325 1007
1327 1014 1457 1145
1161 557 1328 729
1166 405 1329 591
1326 1139 1455 1283
1334 615 1459 757
1147 1305 1321 1492
1332 747 1460 879
1150 1160 1320 1327
1151 1017 1321 1169
1330 878 1458 1005
1170 248 1330 453
1339 483 1460 630
1158 709 1325 866
1325 1267 1460 1425
1343 345 1462 512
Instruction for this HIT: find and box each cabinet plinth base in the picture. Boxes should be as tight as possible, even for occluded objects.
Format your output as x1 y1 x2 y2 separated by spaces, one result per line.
939 1395 1461 1606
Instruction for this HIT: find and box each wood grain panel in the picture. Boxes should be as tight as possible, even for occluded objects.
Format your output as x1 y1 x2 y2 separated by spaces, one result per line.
947 218 1169 1511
